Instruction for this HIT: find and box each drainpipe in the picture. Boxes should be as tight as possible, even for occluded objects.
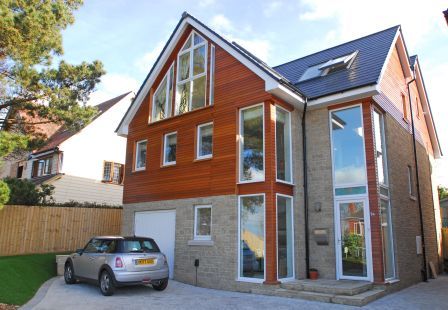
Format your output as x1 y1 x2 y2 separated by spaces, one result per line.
406 78 428 282
301 98 310 278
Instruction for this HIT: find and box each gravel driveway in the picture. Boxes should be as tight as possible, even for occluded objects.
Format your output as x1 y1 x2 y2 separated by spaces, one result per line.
22 275 448 310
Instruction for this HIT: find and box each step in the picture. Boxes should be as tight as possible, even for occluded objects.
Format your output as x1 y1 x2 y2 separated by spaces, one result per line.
281 279 373 296
331 288 386 307
251 288 333 303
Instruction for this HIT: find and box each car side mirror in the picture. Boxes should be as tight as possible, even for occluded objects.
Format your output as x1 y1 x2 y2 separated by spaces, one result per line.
76 248 84 255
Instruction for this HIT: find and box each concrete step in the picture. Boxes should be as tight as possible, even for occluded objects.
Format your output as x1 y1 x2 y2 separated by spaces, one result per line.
251 288 333 303
331 288 386 307
281 279 373 296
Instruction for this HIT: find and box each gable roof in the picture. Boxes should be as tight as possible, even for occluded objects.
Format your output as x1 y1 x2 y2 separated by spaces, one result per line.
274 26 400 100
33 92 131 155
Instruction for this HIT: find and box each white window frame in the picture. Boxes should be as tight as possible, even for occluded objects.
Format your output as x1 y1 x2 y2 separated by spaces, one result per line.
275 105 293 184
151 63 174 123
373 109 389 187
238 103 265 184
209 44 215 106
237 193 266 283
193 205 212 241
276 193 295 281
196 122 213 160
163 132 177 166
134 140 147 171
407 165 416 198
175 30 208 115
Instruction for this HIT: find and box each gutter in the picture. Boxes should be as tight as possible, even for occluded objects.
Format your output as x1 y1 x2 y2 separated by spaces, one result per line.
407 78 428 282
301 97 310 278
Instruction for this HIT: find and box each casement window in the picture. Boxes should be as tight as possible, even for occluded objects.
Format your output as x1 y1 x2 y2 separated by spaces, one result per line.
103 161 124 184
194 205 212 240
32 157 52 178
373 110 388 186
407 165 416 198
176 31 207 115
135 140 147 171
197 122 213 159
276 106 292 183
239 104 264 183
163 132 177 165
152 63 174 122
401 93 408 121
209 44 215 105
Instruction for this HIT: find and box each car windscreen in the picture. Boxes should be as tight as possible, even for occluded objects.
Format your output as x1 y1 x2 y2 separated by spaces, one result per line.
121 239 160 253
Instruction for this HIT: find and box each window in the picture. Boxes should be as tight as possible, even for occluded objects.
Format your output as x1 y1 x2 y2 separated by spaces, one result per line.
209 45 215 105
276 106 292 183
32 157 52 178
373 110 388 186
239 104 264 183
277 195 294 279
152 64 174 122
163 132 177 165
103 161 124 184
239 194 265 281
197 122 213 159
135 140 147 171
401 94 408 121
407 165 415 198
176 32 207 115
194 205 212 240
84 239 102 253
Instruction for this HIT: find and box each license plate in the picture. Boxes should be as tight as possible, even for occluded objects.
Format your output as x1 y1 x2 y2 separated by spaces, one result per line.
135 258 155 265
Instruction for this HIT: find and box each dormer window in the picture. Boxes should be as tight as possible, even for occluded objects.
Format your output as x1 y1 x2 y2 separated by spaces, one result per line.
176 31 207 115
298 50 358 82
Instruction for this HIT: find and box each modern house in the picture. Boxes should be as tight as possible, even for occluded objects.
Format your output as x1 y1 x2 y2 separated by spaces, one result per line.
116 13 442 301
1 92 132 205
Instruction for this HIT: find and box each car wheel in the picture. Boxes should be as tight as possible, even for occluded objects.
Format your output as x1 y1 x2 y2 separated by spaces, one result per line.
152 278 168 291
64 262 76 285
99 270 115 296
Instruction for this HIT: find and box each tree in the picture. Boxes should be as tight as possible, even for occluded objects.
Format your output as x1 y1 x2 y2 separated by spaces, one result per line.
0 0 105 158
0 180 9 210
3 177 54 205
439 186 448 200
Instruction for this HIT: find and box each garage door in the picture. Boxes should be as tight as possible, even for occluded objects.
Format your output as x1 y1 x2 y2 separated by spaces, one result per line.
134 210 176 279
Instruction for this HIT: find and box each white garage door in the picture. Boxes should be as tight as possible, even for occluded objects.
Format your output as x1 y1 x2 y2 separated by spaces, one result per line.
134 210 176 279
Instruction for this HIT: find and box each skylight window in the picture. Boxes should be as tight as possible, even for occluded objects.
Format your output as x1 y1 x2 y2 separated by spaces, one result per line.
298 50 358 82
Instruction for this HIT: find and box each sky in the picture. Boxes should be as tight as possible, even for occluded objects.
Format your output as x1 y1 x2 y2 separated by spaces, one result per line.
60 0 448 186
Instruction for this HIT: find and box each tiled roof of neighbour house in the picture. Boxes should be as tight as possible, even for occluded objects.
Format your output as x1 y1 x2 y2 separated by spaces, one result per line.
273 26 400 99
34 92 131 155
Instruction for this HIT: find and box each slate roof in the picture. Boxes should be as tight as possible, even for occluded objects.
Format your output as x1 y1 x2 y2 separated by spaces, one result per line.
273 26 400 99
34 92 131 155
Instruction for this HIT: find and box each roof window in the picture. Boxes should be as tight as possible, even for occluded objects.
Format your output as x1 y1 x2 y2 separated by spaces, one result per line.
298 50 358 82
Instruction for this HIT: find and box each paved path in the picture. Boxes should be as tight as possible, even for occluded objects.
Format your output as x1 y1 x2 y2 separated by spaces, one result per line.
22 276 448 310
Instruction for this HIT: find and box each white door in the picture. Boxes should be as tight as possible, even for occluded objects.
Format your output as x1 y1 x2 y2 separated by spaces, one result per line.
335 198 373 281
134 210 176 279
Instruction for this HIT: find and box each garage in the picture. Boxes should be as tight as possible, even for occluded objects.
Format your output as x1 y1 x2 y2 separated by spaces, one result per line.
134 210 176 279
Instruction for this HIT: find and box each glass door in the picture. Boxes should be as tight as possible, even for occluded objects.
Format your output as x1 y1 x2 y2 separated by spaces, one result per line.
336 199 372 280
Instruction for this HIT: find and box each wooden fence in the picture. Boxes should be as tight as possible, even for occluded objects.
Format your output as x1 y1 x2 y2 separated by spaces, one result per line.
0 205 122 256
443 228 448 260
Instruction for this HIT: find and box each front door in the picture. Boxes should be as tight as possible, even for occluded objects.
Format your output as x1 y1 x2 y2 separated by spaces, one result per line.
335 198 372 281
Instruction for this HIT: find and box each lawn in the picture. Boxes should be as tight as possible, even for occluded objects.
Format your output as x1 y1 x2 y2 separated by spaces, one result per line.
0 253 59 306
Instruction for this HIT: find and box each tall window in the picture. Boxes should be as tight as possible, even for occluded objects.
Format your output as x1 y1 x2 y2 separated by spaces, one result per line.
135 140 147 171
401 94 408 121
194 205 212 240
152 64 174 122
176 32 207 115
277 195 294 279
103 161 124 184
209 45 215 105
163 132 177 165
373 111 388 186
197 122 213 159
239 104 264 182
32 157 52 178
407 165 415 198
239 194 265 281
276 106 292 183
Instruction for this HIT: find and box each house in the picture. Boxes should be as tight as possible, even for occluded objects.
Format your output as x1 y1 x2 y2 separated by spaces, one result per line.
116 12 442 297
1 92 133 205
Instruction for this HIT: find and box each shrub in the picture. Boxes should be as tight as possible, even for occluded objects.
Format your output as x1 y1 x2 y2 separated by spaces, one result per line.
0 180 10 210
3 177 54 205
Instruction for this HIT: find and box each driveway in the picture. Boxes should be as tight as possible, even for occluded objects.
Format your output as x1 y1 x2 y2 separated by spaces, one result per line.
22 276 448 310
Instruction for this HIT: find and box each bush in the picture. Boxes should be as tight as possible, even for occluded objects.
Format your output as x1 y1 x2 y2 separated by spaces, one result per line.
3 177 54 205
0 180 10 210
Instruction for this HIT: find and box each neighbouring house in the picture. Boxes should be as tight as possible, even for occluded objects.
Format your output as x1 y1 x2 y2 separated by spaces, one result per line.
1 92 133 205
116 12 442 297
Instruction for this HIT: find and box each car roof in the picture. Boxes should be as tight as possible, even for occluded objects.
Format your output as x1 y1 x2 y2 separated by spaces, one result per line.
93 236 155 241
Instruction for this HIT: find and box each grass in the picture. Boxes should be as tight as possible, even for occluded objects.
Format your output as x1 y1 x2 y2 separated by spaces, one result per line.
0 253 59 306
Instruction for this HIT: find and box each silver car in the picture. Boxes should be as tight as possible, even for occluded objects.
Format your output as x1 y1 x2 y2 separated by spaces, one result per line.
64 236 169 296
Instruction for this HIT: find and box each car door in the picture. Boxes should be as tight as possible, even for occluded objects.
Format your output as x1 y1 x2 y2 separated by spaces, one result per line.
75 239 102 279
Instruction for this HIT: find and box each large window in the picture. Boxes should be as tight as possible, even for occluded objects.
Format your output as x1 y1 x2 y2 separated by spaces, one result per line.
103 161 124 184
32 157 52 178
276 106 292 183
163 132 177 165
277 195 294 279
197 122 213 159
176 32 207 115
330 106 367 194
135 140 147 171
239 194 265 281
239 104 264 183
194 205 212 240
152 64 174 122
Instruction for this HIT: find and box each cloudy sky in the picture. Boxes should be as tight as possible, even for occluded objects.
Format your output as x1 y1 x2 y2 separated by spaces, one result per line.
61 0 448 186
